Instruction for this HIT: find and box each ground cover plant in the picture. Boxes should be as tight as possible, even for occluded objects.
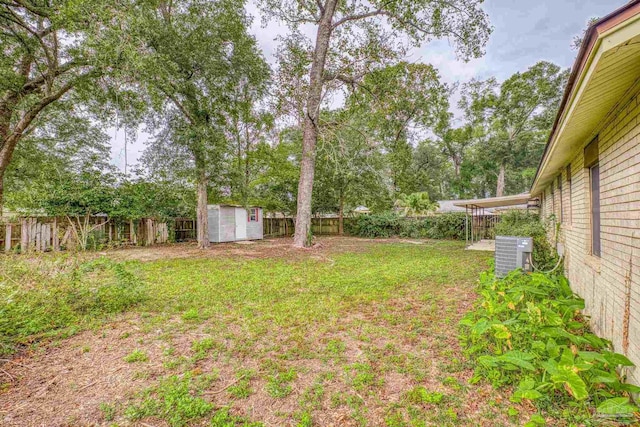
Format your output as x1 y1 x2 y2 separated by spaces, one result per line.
460 270 639 425
0 256 146 355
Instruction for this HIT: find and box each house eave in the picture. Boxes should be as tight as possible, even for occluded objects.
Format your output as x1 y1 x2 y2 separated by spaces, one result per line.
531 0 640 195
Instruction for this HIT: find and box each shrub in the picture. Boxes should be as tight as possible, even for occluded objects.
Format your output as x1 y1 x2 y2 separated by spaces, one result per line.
494 210 557 270
0 256 146 355
423 213 466 239
348 212 401 238
349 212 466 240
460 270 639 422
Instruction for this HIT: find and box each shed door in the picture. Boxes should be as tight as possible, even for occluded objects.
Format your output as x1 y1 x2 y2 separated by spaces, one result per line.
235 208 247 240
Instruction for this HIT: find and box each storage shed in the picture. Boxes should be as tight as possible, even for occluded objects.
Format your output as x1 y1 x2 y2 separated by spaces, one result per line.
207 205 263 243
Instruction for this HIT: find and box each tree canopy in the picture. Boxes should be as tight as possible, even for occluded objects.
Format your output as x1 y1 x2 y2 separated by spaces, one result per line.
1 2 576 249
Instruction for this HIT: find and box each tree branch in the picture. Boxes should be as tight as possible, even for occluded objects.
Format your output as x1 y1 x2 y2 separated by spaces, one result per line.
153 82 197 125
8 0 50 17
332 9 385 29
0 77 77 168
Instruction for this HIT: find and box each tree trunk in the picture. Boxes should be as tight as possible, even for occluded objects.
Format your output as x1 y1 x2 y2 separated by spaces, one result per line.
196 160 210 249
293 0 338 248
453 155 461 178
496 162 506 197
0 171 4 217
338 190 344 236
0 133 19 216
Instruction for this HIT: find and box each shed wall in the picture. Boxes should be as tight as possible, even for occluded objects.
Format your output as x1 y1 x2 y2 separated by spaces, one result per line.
219 206 236 242
246 208 263 240
207 207 221 243
537 85 640 384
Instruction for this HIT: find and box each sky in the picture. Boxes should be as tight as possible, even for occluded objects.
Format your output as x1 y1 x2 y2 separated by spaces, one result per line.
109 0 625 171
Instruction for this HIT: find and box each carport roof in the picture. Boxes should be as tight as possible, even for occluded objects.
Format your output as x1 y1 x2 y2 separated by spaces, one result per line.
452 193 532 209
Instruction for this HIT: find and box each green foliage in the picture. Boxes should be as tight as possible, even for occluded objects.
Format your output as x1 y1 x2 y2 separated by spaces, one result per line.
349 212 465 240
460 270 639 423
125 374 214 427
124 349 149 363
404 386 445 405
349 212 401 238
227 369 254 399
494 210 557 269
265 369 297 398
460 62 569 196
345 363 380 391
0 256 145 355
313 109 391 215
352 63 452 198
422 213 466 240
210 407 263 426
394 193 439 217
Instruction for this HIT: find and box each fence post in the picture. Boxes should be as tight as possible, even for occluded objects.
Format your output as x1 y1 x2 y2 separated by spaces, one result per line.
146 219 153 246
20 218 28 252
53 218 60 251
5 224 11 252
130 220 137 245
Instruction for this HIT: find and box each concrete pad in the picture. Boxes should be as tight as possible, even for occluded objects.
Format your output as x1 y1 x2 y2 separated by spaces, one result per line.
466 239 496 252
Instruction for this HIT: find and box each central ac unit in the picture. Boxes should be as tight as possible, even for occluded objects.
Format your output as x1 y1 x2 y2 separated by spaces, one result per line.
495 236 533 278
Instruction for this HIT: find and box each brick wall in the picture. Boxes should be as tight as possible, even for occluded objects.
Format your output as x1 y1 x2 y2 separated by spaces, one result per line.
537 85 640 384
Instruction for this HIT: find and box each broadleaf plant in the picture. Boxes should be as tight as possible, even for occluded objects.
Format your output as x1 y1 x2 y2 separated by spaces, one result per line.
460 270 639 424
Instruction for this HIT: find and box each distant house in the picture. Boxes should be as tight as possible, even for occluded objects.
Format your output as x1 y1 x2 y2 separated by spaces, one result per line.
353 206 371 215
531 1 640 383
436 200 472 214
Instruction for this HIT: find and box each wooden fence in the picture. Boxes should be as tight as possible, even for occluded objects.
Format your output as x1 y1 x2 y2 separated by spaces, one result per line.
264 214 502 240
175 218 196 242
0 216 170 253
263 217 356 237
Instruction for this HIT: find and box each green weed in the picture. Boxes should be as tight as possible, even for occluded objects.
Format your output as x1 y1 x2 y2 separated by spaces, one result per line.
265 368 297 398
404 386 444 405
125 374 213 427
0 256 145 355
124 349 148 363
345 363 381 391
228 369 255 399
210 407 263 426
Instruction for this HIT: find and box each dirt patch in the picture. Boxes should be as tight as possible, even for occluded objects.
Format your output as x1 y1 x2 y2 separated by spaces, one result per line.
0 316 168 426
0 238 519 427
106 236 440 263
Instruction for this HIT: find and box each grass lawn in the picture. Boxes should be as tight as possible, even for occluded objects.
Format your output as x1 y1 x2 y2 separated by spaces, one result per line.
0 237 529 426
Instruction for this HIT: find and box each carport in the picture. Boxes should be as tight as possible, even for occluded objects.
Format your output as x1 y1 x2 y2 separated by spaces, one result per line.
453 193 535 250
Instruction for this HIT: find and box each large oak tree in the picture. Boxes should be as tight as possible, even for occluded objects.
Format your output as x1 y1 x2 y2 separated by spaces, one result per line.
260 0 491 247
127 0 269 248
460 61 568 197
0 0 127 212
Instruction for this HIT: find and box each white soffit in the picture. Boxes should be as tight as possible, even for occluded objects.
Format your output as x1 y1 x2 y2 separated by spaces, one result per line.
532 18 640 194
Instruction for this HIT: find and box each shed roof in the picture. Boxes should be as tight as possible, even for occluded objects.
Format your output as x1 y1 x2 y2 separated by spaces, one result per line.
208 204 262 208
453 193 532 209
531 0 640 194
